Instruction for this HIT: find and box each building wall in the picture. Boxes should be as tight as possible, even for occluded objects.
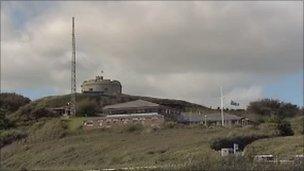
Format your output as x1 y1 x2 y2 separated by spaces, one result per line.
83 114 164 130
81 76 122 95
103 106 181 121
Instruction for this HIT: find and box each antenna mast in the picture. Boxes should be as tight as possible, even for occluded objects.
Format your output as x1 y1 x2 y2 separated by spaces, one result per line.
71 17 77 116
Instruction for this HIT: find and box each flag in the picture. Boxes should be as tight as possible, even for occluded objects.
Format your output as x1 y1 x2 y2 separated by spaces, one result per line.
231 100 240 106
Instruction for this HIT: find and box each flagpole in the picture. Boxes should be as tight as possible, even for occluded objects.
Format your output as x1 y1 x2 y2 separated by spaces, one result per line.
220 87 224 126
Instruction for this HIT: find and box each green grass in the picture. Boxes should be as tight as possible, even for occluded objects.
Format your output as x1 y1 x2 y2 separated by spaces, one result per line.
66 117 86 132
1 121 281 170
289 115 304 135
244 135 304 158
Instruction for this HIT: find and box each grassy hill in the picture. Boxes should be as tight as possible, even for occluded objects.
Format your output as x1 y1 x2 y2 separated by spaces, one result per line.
2 119 281 170
244 135 304 158
29 93 211 110
244 115 304 159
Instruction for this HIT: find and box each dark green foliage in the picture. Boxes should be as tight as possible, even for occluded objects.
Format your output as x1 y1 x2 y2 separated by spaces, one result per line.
9 104 60 126
0 129 27 147
0 93 31 113
76 99 98 116
0 109 11 130
265 116 294 136
276 120 294 136
210 134 270 151
248 99 299 118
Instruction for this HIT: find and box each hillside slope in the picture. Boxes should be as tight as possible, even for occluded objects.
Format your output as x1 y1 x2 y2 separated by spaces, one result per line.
244 135 304 158
9 93 213 125
2 120 277 170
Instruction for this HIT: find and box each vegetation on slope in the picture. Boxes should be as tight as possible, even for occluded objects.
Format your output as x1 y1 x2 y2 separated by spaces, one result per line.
2 120 280 170
247 98 300 119
244 135 304 158
0 129 27 148
0 93 31 114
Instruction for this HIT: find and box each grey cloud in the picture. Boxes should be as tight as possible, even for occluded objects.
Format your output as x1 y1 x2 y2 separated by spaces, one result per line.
1 1 302 106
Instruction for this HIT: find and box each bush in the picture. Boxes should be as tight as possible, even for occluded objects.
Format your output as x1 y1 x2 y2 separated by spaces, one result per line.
126 123 144 132
265 116 294 136
247 99 299 118
76 99 98 117
0 93 31 113
9 104 59 125
276 120 294 136
0 109 11 130
0 129 27 147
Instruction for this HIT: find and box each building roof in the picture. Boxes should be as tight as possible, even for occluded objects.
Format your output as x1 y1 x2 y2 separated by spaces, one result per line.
177 114 202 123
178 112 243 123
103 99 160 110
85 113 161 121
106 113 160 118
205 113 243 122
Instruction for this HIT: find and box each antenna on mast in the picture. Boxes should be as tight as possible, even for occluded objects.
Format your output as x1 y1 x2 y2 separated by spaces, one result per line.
71 17 77 116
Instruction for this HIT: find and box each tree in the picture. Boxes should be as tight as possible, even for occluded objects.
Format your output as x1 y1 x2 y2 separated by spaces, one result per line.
247 99 299 118
76 100 98 117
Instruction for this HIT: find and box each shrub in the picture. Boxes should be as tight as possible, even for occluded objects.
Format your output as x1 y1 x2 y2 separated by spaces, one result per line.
265 116 294 136
0 93 31 113
76 99 98 117
247 99 299 118
126 123 144 132
0 129 27 147
0 109 11 130
8 103 60 126
276 120 294 136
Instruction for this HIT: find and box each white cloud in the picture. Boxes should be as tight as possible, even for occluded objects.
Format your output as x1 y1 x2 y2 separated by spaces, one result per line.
224 86 263 108
1 1 302 107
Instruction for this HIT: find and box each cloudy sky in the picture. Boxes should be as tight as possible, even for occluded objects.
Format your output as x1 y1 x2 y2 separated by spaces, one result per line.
1 1 303 108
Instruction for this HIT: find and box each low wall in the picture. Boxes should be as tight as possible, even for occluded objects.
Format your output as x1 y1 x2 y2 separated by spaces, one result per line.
83 114 164 130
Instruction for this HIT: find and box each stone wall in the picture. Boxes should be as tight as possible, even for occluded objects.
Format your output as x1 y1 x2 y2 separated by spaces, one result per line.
83 114 164 130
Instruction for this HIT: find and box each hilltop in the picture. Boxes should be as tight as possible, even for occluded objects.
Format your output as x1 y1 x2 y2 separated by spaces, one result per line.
8 93 214 125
